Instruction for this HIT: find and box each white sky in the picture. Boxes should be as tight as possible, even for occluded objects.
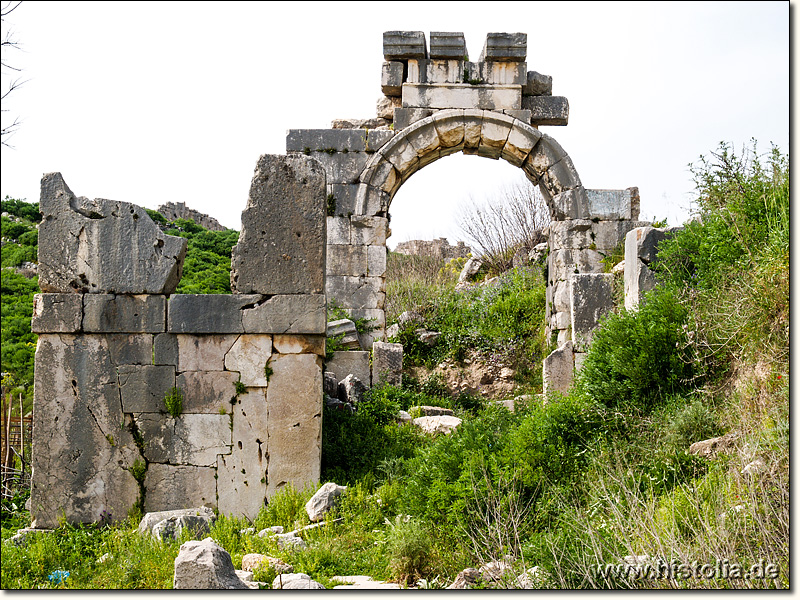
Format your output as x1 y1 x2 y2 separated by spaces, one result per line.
0 1 789 250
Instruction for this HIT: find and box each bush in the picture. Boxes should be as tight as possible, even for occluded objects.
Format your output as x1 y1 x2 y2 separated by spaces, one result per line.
385 515 433 585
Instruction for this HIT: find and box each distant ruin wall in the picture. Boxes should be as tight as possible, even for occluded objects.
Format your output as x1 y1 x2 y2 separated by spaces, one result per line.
394 238 471 260
157 201 227 231
31 157 326 528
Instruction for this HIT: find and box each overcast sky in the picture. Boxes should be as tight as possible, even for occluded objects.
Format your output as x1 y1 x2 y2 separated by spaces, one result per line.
0 1 789 248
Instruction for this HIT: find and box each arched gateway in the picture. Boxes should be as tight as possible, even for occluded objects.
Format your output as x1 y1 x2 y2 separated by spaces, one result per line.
287 31 649 392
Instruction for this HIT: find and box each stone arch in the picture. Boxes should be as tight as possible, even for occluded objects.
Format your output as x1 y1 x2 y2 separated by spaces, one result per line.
354 109 587 222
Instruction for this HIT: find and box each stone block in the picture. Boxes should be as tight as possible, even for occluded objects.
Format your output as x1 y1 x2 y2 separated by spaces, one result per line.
502 122 541 166
524 96 569 126
478 116 513 159
328 244 368 277
273 335 326 356
154 333 179 366
361 158 400 195
549 220 593 249
367 245 387 277
327 351 371 386
326 275 384 310
177 370 240 413
118 364 176 412
177 334 238 372
104 334 153 365
377 95 401 120
543 341 573 396
551 279 571 313
347 308 385 349
551 311 571 330
503 109 532 122
393 108 435 130
354 183 390 217
590 220 651 254
173 538 249 590
82 294 165 333
304 151 370 185
383 31 427 60
327 319 361 349
242 294 326 335
402 83 521 111
405 118 442 158
327 184 358 217
570 274 615 352
224 334 273 387
381 61 404 96
548 248 604 278
380 136 420 176
409 59 465 84
38 173 187 295
372 341 402 386
144 464 217 512
431 109 465 147
480 61 527 85
285 129 394 154
480 32 527 62
168 295 262 334
586 188 640 221
523 135 567 180
523 71 552 96
31 293 83 333
136 413 231 466
627 225 673 265
429 32 467 59
548 186 590 221
31 334 140 528
350 216 388 245
327 216 351 245
230 154 326 295
541 156 582 199
265 354 323 497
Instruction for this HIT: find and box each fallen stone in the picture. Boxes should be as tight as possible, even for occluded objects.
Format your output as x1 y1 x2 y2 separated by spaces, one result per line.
257 525 284 538
151 515 215 542
5 528 53 548
479 559 513 584
327 319 361 350
242 553 293 574
275 533 308 551
332 575 402 589
416 405 454 417
688 432 738 458
234 570 261 589
239 527 256 536
412 415 462 435
543 341 574 396
742 458 767 477
338 374 367 405
397 410 412 423
306 482 347 522
516 566 547 589
458 257 483 283
173 537 249 589
447 567 480 589
416 329 441 346
38 173 186 294
372 341 403 386
273 572 325 589
138 507 216 537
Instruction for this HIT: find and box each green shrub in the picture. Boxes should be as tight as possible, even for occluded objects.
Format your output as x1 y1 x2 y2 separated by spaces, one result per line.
163 387 183 417
385 515 433 585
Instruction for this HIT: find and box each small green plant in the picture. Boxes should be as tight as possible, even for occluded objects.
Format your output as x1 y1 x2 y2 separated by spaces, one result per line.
163 387 183 417
326 193 336 216
264 364 273 383
129 459 147 483
234 380 246 395
105 434 115 447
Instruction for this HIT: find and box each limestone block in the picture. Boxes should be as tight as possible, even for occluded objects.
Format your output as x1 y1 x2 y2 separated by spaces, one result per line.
326 275 384 310
413 415 462 435
327 216 351 245
480 61 527 85
376 95 401 120
173 538 249 590
224 334 273 387
348 309 385 349
523 71 552 96
241 295 327 335
551 280 572 313
627 225 671 265
523 135 567 180
327 184 356 218
83 294 166 333
154 333 179 366
551 311 571 330
273 335 326 356
462 108 484 150
624 256 658 311
103 334 152 366
38 173 187 295
217 388 268 519
372 341 402 386
524 96 569 126
307 151 370 185
350 216 388 245
31 293 83 333
549 220 593 250
306 482 347 522
177 334 238 372
543 341 573 396
383 31 427 60
405 117 442 158
480 32 527 62
137 506 216 536
168 295 262 334
177 370 239 413
381 61 404 96
285 129 393 154
136 413 231 466
31 334 140 528
230 154 326 295
429 31 466 59
327 319 361 349
118 365 176 412
570 274 615 352
361 159 400 196
426 59 466 84
548 186 591 221
265 354 323 497
501 122 541 166
541 156 582 199
503 109 532 122
432 109 466 148
478 115 513 159
367 245 387 277
328 244 368 277
393 108 435 130
402 84 521 111
354 184 390 217
590 220 651 254
586 188 640 221
380 136 420 176
144 465 217 512
327 351 371 386
549 248 605 278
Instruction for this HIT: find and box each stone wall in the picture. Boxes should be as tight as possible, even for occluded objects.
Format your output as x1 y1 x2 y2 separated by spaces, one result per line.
31 157 326 528
157 201 227 232
394 238 471 260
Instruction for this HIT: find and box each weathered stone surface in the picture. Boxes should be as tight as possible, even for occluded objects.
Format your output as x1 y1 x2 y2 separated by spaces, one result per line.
83 294 166 333
327 216 351 245
175 334 238 372
168 295 261 334
429 31 466 59
383 30 427 60
417 405 454 417
478 115 513 159
348 309 385 349
242 554 292 574
458 257 483 283
541 156 582 198
273 334 326 356
330 117 391 130
523 71 552 96
480 32 527 62
570 274 615 352
241 295 326 335
154 333 178 365
31 293 83 333
273 572 325 589
338 374 367 405
327 318 361 349
266 353 322 497
377 95 401 120
144 464 218 512
306 482 347 522
502 122 541 166
38 173 187 295
286 129 393 153
524 95 569 125
326 351 370 385
549 220 594 249
326 276 384 310
381 61 404 96
372 341 403 386
402 84 521 111
31 334 140 529
413 415 462 435
351 216 389 246
174 538 249 590
689 432 739 458
589 220 651 253
624 226 676 310
106 333 154 365
157 201 226 232
393 107 435 130
586 188 641 221
543 341 573 396
117 365 176 413
152 515 215 542
230 154 326 295
224 334 272 387
138 507 216 536
546 186 590 220
548 249 604 280
480 61 527 85
523 135 567 179
448 568 481 589
136 413 231 466
176 370 239 413
310 148 372 185
327 244 368 277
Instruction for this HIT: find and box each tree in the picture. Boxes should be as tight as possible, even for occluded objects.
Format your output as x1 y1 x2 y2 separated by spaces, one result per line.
1 1 23 146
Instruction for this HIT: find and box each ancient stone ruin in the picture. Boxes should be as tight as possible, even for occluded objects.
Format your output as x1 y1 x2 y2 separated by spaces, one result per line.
30 31 666 526
394 238 471 260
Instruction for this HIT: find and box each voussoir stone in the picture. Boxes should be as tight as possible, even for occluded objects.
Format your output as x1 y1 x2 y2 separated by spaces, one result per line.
38 173 186 294
231 154 326 295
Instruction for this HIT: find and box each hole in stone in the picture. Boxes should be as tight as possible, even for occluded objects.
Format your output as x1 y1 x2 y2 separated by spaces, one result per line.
238 441 243 449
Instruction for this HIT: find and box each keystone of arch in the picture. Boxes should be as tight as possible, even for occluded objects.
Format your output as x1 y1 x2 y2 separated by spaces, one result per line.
355 109 587 220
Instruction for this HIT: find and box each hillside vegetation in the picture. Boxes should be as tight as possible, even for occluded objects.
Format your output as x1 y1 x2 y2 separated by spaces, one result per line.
0 142 789 589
